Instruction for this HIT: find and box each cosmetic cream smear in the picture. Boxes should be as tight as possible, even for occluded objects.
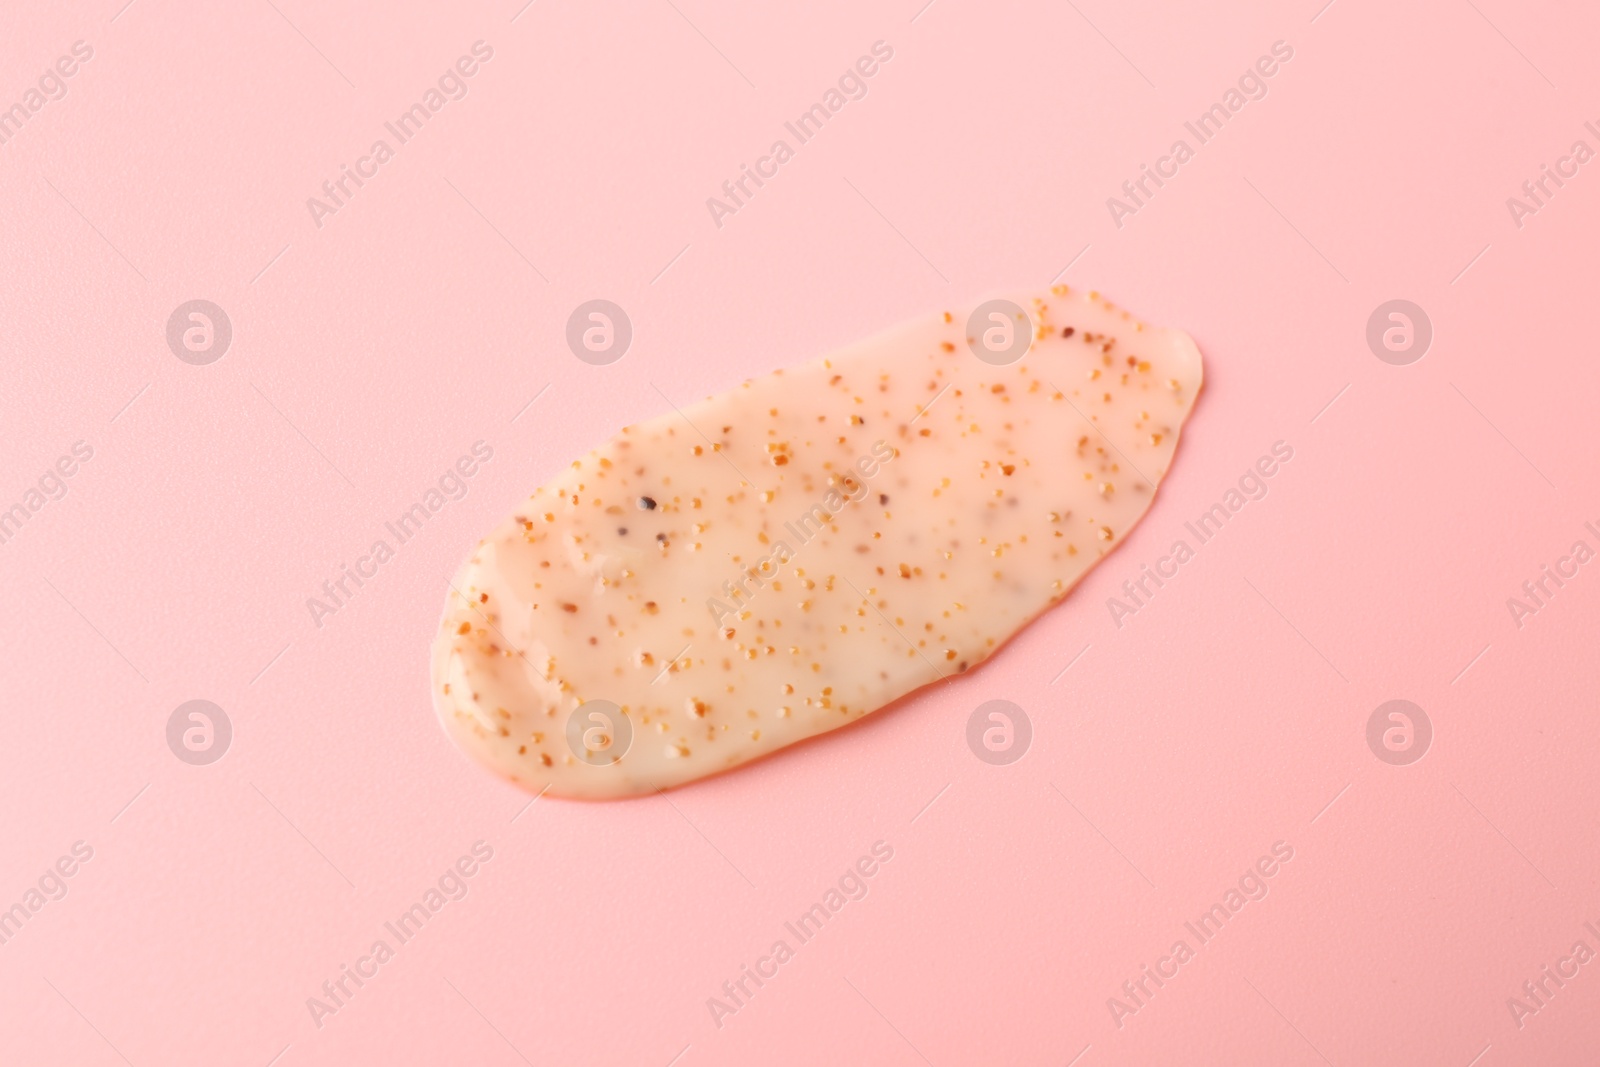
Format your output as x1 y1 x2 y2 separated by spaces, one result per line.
432 288 1202 798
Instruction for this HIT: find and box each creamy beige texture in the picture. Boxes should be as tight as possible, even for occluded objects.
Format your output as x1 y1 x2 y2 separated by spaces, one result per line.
432 288 1202 798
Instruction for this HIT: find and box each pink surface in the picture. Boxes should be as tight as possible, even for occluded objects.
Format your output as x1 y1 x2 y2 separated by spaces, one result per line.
2 0 1597 1063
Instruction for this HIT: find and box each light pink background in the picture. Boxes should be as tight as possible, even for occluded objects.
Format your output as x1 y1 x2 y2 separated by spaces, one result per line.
3 0 1598 1063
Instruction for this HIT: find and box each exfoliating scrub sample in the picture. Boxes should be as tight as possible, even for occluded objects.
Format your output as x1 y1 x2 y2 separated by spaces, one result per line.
432 288 1203 798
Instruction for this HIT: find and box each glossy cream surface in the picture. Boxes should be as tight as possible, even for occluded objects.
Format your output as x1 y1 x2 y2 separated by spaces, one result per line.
432 288 1203 797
